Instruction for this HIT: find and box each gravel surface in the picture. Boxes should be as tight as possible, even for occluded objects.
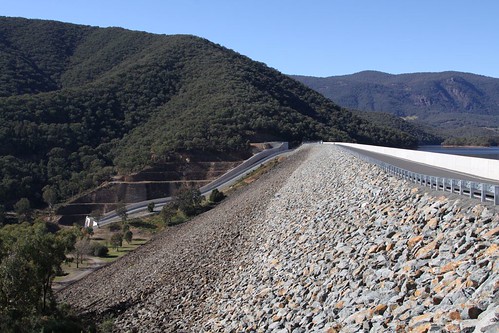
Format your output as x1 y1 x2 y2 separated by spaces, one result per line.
58 144 499 332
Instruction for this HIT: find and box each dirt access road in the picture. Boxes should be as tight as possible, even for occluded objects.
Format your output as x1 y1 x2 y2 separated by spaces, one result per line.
53 257 106 292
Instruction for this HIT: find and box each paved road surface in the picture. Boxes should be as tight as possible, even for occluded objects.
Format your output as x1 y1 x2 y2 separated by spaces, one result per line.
342 146 499 186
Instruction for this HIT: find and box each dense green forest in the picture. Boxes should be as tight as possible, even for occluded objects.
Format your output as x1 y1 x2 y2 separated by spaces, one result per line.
0 17 419 210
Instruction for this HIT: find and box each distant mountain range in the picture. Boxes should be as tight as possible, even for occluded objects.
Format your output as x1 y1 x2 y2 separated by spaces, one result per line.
292 71 499 138
0 17 421 208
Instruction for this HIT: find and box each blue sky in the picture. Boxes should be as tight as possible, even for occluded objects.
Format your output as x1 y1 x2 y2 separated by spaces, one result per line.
2 0 498 78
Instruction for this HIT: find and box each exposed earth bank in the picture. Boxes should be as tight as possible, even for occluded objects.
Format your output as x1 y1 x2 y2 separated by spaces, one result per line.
58 145 499 332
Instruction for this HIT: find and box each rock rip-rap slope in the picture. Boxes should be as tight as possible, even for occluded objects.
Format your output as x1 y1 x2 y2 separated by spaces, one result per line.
59 145 499 332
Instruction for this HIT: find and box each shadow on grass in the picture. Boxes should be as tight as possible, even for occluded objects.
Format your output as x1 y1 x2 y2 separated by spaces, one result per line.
129 220 157 229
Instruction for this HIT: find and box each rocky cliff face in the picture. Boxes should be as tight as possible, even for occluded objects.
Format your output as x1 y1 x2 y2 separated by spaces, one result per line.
57 145 499 332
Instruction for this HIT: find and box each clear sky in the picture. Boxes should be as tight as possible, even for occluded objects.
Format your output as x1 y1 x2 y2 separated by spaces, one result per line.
2 0 498 78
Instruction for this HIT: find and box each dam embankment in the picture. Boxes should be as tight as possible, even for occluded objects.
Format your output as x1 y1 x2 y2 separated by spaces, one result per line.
58 144 499 332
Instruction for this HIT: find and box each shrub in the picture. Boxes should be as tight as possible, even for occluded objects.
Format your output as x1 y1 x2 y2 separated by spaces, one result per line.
160 202 178 226
108 223 121 232
124 230 133 244
175 187 201 216
209 189 226 203
98 316 115 333
92 243 109 257
110 233 123 251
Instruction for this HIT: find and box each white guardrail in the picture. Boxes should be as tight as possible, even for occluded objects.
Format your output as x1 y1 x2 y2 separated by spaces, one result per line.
334 143 499 205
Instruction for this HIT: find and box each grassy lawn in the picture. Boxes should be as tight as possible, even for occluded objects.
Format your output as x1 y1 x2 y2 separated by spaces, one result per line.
53 257 95 282
101 238 149 262
53 226 154 288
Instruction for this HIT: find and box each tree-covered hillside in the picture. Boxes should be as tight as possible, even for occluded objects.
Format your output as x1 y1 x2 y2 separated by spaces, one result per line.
292 71 499 140
352 111 442 145
0 17 418 209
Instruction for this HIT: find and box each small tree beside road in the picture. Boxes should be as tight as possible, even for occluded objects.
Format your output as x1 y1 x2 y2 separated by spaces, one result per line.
116 201 127 223
209 189 225 203
175 187 202 216
160 202 178 226
110 233 123 251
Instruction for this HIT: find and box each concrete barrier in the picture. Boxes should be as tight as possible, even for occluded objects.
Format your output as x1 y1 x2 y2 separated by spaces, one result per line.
333 143 499 181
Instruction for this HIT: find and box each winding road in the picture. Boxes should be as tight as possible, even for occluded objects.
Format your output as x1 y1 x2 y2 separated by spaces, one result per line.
93 142 292 227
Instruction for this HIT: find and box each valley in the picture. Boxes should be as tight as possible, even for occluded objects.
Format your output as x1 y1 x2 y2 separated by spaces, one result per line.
1 15 498 333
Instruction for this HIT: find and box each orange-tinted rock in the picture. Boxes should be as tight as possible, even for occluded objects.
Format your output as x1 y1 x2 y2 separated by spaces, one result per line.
408 322 431 333
449 310 461 321
408 313 433 327
483 243 499 256
440 261 460 274
408 235 423 248
368 244 385 254
483 226 499 239
426 217 439 230
444 323 461 332
416 240 438 259
372 304 388 316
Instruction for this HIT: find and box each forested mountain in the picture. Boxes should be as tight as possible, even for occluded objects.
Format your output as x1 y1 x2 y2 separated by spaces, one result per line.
0 17 418 209
292 71 499 137
351 111 442 145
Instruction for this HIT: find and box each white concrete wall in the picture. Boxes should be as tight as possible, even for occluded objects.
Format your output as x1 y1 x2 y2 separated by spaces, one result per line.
332 143 499 181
